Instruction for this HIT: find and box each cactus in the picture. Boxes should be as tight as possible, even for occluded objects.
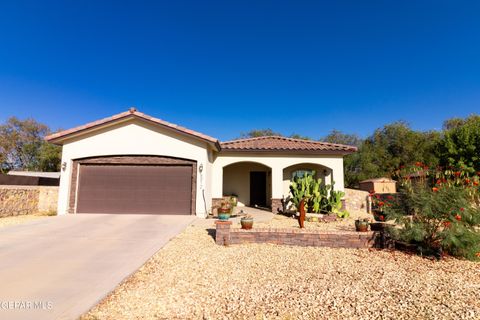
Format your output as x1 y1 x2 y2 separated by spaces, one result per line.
288 172 345 214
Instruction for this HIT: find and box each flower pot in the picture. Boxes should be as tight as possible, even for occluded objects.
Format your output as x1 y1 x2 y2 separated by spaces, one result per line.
240 218 253 229
218 207 231 221
355 220 369 232
370 222 386 231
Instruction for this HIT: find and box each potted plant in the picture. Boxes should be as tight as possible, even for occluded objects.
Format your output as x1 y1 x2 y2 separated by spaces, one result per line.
355 218 369 232
240 214 254 229
218 201 231 221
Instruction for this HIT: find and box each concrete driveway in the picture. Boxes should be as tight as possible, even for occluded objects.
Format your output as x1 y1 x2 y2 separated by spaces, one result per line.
0 214 196 320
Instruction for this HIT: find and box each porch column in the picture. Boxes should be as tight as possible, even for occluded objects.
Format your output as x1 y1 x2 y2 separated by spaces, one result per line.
211 163 224 211
271 166 283 213
332 167 345 192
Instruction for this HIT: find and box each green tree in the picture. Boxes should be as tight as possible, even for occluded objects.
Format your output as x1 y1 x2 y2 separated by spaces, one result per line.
0 117 61 172
240 128 281 138
344 122 440 187
322 129 362 147
438 114 480 171
240 129 311 140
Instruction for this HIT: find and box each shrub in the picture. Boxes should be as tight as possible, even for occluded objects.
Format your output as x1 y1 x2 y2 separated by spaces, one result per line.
387 164 480 260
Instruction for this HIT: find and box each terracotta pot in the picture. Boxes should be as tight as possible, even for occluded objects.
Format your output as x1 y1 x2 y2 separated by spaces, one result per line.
240 218 253 229
355 220 369 232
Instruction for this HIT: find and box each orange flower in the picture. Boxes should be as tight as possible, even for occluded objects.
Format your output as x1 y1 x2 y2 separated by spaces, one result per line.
443 221 451 228
432 187 439 192
379 215 385 221
378 201 385 207
455 214 462 221
465 178 471 184
454 171 461 177
474 181 479 186
436 179 442 185
476 252 480 258
460 207 465 212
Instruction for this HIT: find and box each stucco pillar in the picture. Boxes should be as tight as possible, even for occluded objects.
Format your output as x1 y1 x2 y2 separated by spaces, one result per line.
271 166 283 199
212 164 223 198
332 166 345 192
271 166 283 213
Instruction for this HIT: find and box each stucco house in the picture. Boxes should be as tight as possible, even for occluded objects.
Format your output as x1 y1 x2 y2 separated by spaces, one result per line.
46 108 357 217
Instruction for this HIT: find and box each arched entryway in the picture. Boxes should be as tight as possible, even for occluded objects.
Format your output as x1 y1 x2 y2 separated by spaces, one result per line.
223 161 272 208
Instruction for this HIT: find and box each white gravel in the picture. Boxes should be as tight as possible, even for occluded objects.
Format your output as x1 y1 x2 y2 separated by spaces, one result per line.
83 225 480 320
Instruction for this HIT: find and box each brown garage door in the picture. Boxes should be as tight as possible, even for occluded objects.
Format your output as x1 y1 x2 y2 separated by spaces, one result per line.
76 164 192 214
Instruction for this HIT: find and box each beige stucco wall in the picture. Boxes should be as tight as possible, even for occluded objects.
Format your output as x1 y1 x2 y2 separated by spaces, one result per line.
212 153 345 202
57 119 213 217
223 162 272 206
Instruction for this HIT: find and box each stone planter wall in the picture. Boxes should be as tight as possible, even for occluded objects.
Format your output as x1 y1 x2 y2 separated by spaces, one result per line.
0 186 58 217
215 221 379 248
344 188 370 212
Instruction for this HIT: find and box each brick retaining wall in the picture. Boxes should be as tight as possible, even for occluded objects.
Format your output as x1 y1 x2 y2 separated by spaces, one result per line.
0 186 58 217
215 221 379 248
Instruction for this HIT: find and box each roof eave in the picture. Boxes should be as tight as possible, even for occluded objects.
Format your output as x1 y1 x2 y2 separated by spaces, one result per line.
219 149 356 156
45 113 221 151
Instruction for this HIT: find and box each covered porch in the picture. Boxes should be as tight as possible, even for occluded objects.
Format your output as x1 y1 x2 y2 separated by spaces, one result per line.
211 136 356 214
212 156 344 213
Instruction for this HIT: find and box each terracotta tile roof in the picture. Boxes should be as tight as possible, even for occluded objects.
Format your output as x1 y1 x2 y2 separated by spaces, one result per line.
46 108 221 149
220 136 357 154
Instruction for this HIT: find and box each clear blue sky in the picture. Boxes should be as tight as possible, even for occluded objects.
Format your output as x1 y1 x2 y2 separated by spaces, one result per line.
0 1 479 141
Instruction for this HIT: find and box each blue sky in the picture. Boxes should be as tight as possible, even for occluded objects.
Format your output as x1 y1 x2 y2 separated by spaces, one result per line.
0 1 479 141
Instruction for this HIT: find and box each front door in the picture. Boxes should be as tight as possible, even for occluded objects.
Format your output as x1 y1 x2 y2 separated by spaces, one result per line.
250 171 267 207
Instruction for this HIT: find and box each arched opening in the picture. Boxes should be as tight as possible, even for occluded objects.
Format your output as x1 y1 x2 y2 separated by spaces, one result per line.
282 163 333 210
223 161 272 208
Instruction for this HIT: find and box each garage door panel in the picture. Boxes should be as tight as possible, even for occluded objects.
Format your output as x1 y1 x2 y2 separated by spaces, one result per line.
76 165 192 214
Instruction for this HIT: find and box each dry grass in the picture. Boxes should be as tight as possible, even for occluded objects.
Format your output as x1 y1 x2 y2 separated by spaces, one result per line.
83 225 480 320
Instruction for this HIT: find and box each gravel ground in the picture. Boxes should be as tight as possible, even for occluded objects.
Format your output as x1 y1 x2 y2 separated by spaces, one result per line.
0 214 50 228
83 225 480 320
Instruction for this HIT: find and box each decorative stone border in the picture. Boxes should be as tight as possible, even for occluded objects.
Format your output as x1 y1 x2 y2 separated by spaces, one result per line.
215 221 380 248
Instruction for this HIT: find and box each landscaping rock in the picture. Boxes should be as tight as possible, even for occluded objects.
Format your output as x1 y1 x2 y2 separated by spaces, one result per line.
83 226 480 320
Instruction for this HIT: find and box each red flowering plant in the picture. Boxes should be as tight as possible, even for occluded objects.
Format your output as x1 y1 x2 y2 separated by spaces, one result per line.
386 162 480 260
369 191 396 221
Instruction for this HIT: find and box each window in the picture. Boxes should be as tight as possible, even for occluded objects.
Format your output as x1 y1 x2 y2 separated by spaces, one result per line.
292 169 315 179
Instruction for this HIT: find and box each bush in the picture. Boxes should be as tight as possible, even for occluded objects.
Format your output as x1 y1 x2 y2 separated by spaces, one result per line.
386 172 480 260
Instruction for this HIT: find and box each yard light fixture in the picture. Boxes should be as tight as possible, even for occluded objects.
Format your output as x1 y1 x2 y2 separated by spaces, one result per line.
199 163 204 173
61 162 67 171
